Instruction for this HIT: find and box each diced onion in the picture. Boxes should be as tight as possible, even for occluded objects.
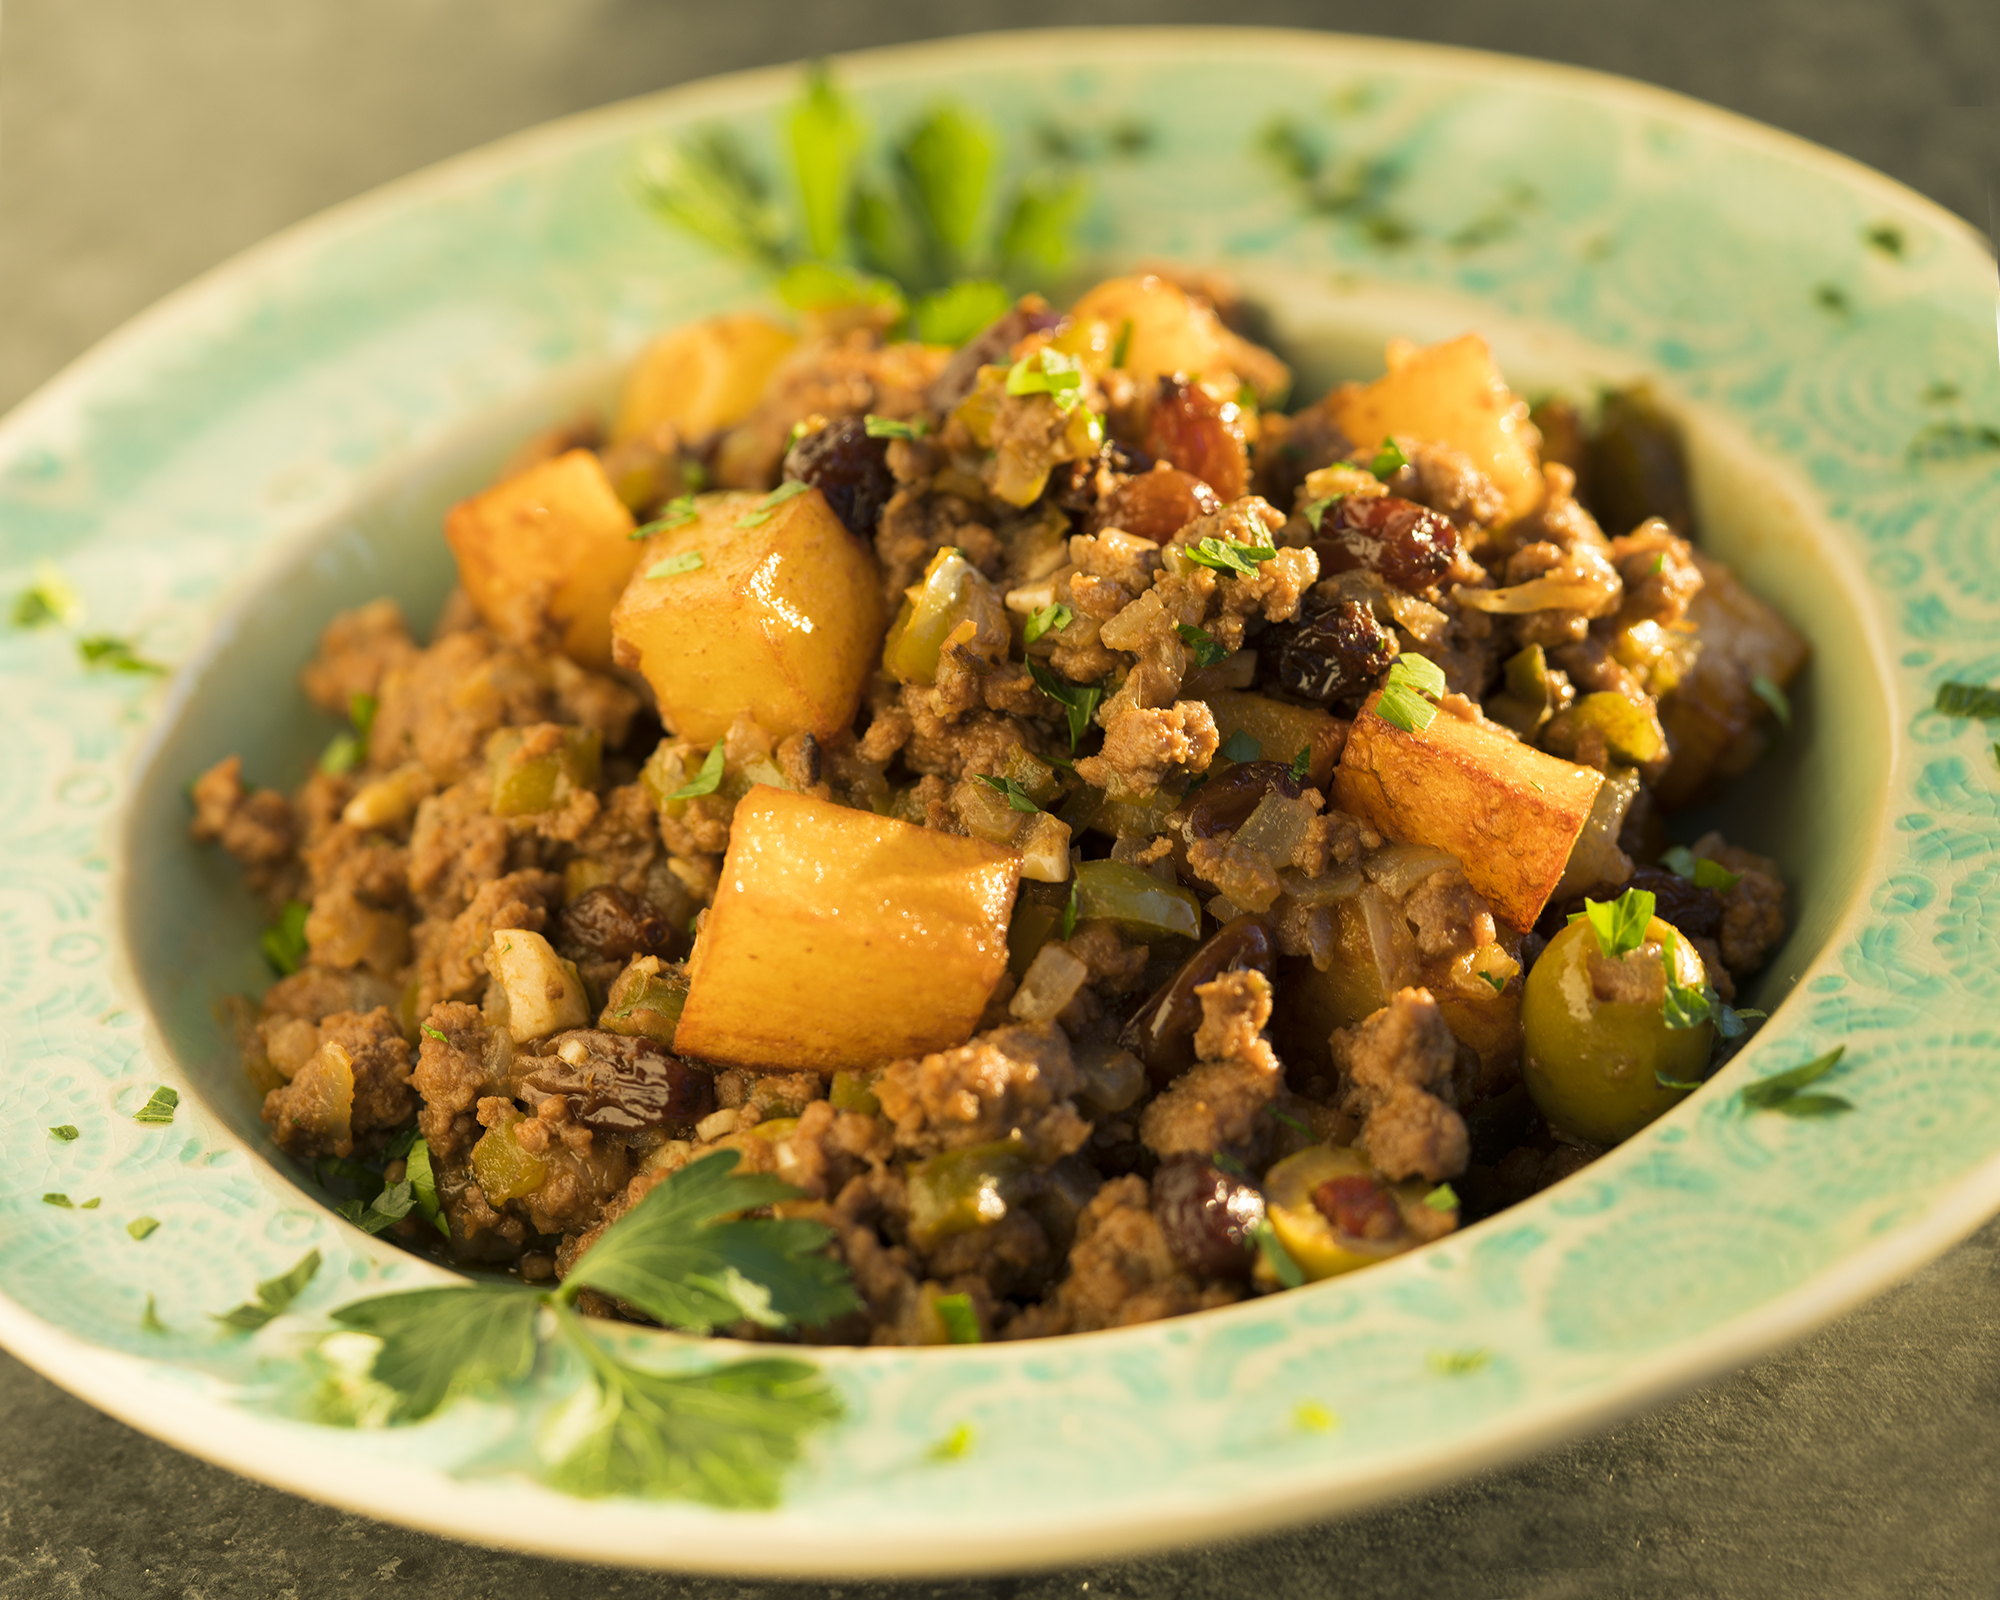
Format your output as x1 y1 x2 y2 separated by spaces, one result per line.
1009 943 1090 1022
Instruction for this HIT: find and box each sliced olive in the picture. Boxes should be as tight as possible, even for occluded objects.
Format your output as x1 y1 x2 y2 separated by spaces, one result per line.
1263 1143 1439 1281
1119 916 1274 1088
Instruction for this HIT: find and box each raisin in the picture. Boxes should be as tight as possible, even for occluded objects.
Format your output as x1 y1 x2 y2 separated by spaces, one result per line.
1269 597 1399 709
1312 1175 1400 1241
1142 376 1248 501
1154 1156 1266 1280
554 885 676 965
782 417 895 537
1179 763 1304 842
1120 916 1275 1089
519 1030 715 1133
1536 865 1722 946
1096 463 1222 542
1308 494 1459 592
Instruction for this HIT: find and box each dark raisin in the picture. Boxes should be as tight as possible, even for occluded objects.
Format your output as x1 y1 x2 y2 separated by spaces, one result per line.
1179 763 1304 842
1311 1175 1400 1241
1142 376 1248 501
1153 1156 1265 1280
1308 494 1458 592
782 417 895 537
1535 865 1722 946
1095 463 1221 542
1254 405 1352 510
926 298 1065 412
519 1030 715 1134
1269 597 1400 709
1120 916 1275 1089
554 885 675 965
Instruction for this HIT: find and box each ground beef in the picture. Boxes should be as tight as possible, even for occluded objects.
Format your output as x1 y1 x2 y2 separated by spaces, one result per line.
300 597 420 719
412 1000 504 1161
1330 988 1469 1183
190 756 296 899
1693 832 1789 977
1027 1175 1240 1335
874 1022 1089 1161
1139 970 1284 1159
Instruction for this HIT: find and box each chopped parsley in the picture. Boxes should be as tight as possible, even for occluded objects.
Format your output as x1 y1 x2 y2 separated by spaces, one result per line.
12 563 82 628
1176 623 1230 668
934 1293 982 1344
1028 661 1105 750
1264 1105 1312 1137
350 691 377 741
1661 846 1742 892
1217 728 1263 765
1649 552 1666 576
1183 536 1279 579
214 1249 321 1331
1741 1046 1852 1117
1935 680 2000 720
126 1217 161 1241
1751 674 1792 730
863 414 929 440
645 551 705 581
261 900 310 976
913 281 1010 347
1581 887 1656 960
665 742 727 802
1907 421 2000 464
141 1295 168 1335
1863 222 1906 258
132 1086 179 1126
43 1193 73 1208
1005 347 1085 411
1657 928 1716 1031
49 1124 79 1142
976 773 1042 814
1023 601 1072 644
1293 1401 1336 1433
1288 745 1312 784
734 480 812 528
319 734 362 775
1210 1149 1249 1177
80 1198 100 1210
1375 652 1445 735
1369 439 1409 479
1299 495 1340 531
1110 317 1133 369
420 1024 448 1043
1061 877 1080 941
78 635 165 675
1427 1349 1490 1376
1422 1183 1459 1213
930 1422 977 1461
633 495 700 538
1478 970 1507 995
338 1180 417 1237
1249 1217 1304 1289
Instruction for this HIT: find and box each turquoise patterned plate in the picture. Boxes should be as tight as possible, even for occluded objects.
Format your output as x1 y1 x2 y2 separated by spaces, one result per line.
2 28 1997 1577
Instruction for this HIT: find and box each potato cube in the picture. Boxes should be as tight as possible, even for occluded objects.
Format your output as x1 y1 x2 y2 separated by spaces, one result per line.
672 787 1022 1072
1323 334 1543 523
444 449 638 671
614 314 798 444
609 486 885 744
1065 274 1290 403
1203 691 1348 788
1333 693 1602 930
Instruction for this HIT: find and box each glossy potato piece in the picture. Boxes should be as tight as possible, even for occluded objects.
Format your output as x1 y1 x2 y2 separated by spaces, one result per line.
1066 274 1290 402
444 449 639 671
613 313 797 444
1323 334 1543 523
1204 691 1349 789
1334 693 1603 931
609 486 885 743
673 787 1023 1072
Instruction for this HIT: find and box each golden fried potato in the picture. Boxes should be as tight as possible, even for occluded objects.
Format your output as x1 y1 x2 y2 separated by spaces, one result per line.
444 448 638 671
673 787 1022 1072
1066 273 1291 402
609 485 885 743
613 313 797 444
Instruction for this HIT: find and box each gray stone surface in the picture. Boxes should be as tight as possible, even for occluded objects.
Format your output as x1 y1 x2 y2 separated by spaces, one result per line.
2 2 1997 1593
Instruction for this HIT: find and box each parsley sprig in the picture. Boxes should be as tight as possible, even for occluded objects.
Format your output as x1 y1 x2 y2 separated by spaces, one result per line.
1028 661 1105 750
1024 601 1072 644
1183 537 1278 579
1175 623 1229 668
1579 887 1655 960
1375 653 1445 735
632 494 700 539
1741 1046 1852 1117
976 773 1043 814
666 742 727 802
1369 440 1409 479
735 480 812 528
310 1152 855 1508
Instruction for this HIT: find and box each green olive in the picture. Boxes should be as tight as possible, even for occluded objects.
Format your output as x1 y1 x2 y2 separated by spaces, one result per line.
1522 915 1713 1144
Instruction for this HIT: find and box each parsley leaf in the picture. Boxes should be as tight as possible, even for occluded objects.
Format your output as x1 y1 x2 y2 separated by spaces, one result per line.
1369 440 1409 479
262 900 310 976
1250 1217 1305 1289
1750 673 1792 730
405 1137 449 1237
1028 661 1105 750
645 551 705 581
934 1293 982 1344
864 413 929 440
1176 623 1230 668
1264 1105 1312 1137
543 1310 844 1508
1935 680 2000 719
1183 537 1278 579
80 1198 100 1210
132 1086 179 1126
319 732 363 775
1110 317 1134 369
1299 495 1341 531
142 1295 168 1335
330 1282 542 1419
1657 927 1715 1031
79 635 165 675
1427 1349 1490 1375
633 495 699 539
786 63 861 260
1422 1183 1459 1213
734 481 812 528
899 104 994 268
557 1151 859 1335
338 1180 416 1236
1478 970 1507 995
1741 1047 1852 1116
49 1124 79 1142
11 563 82 628
1582 888 1656 959
127 1216 161 1240
666 743 726 802
1660 845 1742 892
43 1193 73 1208
215 1249 321 1331
976 773 1042 814
1375 652 1446 734
349 691 377 741
1005 347 1085 411
1217 729 1263 765
1024 601 1072 644
1289 745 1312 784
420 1024 448 1043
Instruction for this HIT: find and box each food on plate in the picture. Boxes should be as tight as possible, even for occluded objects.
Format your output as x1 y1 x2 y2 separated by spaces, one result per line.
192 269 1803 1343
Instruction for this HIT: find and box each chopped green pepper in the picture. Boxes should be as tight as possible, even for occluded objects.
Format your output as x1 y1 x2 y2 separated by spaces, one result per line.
882 548 1005 686
487 726 602 817
597 961 689 1046
1071 859 1201 943
906 1140 1033 1247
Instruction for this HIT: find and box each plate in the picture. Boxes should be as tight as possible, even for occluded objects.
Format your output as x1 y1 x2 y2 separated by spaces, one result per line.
2 27 1997 1578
